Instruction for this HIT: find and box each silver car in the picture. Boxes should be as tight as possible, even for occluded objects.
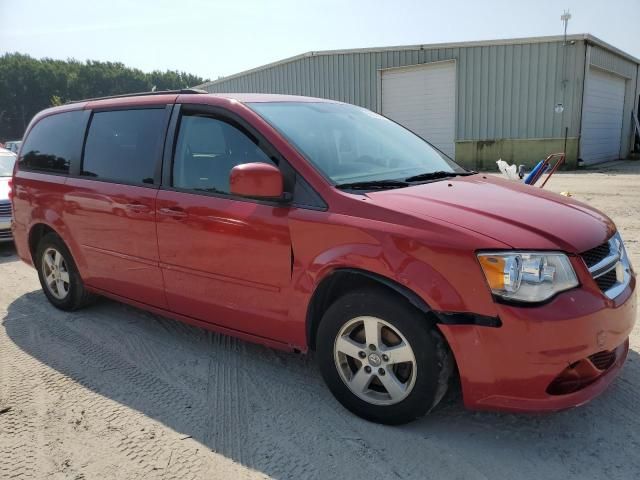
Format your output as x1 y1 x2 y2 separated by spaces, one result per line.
3 140 21 154
0 148 16 242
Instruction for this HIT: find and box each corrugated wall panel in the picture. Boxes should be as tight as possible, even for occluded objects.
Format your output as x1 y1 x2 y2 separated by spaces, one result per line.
536 43 547 137
520 44 531 138
503 45 513 138
489 47 497 137
457 48 467 138
590 46 636 78
495 45 505 137
204 40 589 140
479 46 489 139
512 44 522 138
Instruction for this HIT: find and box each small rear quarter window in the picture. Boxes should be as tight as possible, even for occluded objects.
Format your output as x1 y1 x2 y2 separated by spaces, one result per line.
19 110 86 174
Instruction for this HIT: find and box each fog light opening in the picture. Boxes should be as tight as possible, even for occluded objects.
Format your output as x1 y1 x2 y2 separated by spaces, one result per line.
546 361 601 395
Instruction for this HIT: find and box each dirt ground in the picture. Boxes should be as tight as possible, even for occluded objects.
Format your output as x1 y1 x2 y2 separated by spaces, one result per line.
1 161 639 480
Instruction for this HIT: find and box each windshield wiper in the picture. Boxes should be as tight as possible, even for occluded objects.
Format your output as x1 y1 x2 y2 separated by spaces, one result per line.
404 171 476 182
334 179 409 191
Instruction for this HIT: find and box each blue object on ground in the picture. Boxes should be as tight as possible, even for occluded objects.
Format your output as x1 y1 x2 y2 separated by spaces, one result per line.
524 160 545 185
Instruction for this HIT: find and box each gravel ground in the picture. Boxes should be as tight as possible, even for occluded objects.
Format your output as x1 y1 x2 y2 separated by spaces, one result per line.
1 161 639 480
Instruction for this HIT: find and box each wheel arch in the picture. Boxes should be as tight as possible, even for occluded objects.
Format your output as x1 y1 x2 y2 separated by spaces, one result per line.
28 223 62 265
305 268 433 350
27 221 87 277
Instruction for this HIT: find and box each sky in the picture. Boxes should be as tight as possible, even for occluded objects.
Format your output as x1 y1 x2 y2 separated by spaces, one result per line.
1 0 639 82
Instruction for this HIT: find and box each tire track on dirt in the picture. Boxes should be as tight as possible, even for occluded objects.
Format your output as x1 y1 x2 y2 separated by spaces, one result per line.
204 333 254 467
3 305 209 479
0 316 41 480
4 294 270 480
240 345 488 480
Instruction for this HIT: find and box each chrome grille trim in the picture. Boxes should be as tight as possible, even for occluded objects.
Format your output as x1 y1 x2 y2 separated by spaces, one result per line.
0 201 11 216
581 242 611 268
589 252 620 279
583 233 632 300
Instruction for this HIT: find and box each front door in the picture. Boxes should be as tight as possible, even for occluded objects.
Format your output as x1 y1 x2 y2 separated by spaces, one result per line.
156 108 293 341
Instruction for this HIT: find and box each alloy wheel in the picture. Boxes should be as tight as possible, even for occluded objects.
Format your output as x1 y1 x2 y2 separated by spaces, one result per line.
333 316 417 405
41 247 70 300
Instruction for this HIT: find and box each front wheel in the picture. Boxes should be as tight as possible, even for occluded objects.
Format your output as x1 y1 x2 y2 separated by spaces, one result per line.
316 288 453 425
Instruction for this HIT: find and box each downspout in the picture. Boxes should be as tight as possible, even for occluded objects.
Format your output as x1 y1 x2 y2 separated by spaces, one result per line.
631 63 640 152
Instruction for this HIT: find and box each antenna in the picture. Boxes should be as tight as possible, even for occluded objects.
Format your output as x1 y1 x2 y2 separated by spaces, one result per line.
561 10 571 44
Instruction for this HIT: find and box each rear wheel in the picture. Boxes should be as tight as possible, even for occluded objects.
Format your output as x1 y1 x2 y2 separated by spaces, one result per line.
36 233 93 311
317 287 453 425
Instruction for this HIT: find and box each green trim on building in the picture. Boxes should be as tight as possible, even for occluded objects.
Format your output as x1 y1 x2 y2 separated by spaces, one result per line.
455 137 579 170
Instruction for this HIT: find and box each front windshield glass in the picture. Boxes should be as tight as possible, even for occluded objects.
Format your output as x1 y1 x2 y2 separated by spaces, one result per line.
0 154 16 177
248 102 466 184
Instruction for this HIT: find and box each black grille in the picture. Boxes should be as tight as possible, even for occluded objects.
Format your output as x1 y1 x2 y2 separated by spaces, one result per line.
0 202 11 217
596 269 617 291
0 228 12 239
588 349 616 370
580 241 611 268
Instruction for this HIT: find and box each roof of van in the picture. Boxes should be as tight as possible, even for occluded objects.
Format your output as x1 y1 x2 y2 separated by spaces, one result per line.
65 90 338 106
28 92 342 133
84 92 339 110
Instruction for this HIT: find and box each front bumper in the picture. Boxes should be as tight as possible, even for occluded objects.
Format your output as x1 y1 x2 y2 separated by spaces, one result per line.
0 216 12 242
438 276 636 412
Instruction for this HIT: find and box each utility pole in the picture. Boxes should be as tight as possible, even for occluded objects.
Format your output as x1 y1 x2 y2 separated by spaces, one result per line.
560 10 572 157
560 9 571 89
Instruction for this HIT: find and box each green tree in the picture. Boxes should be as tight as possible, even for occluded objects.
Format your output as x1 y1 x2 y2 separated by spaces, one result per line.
0 53 209 141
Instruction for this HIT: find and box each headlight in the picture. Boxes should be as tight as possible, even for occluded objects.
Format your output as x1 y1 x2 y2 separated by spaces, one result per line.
477 252 578 302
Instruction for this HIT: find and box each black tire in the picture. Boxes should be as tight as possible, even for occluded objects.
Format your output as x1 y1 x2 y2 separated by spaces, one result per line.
316 287 453 425
35 232 94 311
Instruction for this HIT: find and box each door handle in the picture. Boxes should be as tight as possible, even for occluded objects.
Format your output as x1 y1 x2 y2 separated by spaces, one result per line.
158 207 188 218
125 203 150 213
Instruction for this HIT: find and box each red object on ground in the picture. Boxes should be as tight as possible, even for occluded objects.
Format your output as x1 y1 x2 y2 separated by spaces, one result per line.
528 152 566 188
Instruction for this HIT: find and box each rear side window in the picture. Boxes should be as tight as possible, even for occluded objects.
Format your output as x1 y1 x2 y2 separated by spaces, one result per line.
82 109 166 185
20 110 86 174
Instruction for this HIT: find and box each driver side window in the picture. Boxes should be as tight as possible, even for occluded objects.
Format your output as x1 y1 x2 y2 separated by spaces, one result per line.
173 114 274 194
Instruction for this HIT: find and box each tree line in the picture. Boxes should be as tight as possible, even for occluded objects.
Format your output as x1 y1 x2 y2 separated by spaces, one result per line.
0 53 209 141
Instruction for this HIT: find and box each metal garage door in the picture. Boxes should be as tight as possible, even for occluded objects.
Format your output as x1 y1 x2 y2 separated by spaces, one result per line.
581 67 626 165
381 61 456 159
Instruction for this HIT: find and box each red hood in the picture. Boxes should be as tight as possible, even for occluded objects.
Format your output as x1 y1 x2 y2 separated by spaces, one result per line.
367 175 615 253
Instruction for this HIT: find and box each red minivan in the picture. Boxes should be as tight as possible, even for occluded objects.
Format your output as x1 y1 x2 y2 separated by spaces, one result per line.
11 90 636 424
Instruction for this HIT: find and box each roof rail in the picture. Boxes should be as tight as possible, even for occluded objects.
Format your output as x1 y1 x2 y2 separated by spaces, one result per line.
66 88 208 104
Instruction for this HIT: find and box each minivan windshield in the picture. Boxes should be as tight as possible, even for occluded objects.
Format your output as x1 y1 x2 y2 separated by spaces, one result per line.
0 153 16 177
248 102 467 185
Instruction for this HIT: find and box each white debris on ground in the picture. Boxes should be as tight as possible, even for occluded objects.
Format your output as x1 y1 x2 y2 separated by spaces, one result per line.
496 159 520 180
